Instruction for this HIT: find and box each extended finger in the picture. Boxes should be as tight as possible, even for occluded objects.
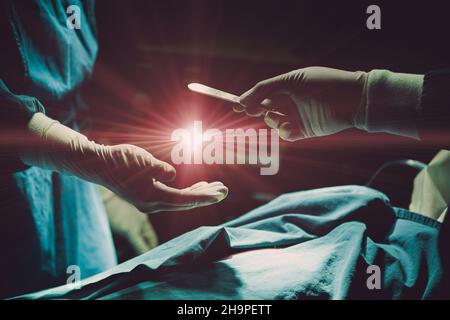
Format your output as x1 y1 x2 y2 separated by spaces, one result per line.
278 122 304 142
245 105 265 117
153 181 228 208
148 155 176 182
233 104 246 113
189 181 209 190
264 111 288 129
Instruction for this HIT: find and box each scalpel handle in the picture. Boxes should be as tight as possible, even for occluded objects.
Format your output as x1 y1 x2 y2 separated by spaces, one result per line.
188 83 240 103
187 82 286 116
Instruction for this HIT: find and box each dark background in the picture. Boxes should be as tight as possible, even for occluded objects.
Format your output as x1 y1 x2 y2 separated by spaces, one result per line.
86 0 450 249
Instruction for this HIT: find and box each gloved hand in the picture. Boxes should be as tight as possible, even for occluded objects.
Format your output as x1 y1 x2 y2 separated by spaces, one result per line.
20 113 228 213
236 66 423 141
236 67 367 141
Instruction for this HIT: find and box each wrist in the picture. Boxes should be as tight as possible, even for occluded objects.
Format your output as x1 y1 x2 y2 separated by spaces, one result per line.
357 70 424 138
20 112 91 169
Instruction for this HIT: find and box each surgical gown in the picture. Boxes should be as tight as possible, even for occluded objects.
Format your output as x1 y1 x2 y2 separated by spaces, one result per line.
20 185 444 300
0 0 116 298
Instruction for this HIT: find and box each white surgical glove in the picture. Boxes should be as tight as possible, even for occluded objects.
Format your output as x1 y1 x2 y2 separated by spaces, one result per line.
237 66 423 141
20 113 228 213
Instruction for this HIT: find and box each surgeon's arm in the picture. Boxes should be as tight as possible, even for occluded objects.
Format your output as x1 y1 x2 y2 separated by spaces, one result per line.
0 80 227 213
417 69 450 148
363 68 450 147
0 79 45 173
20 112 228 213
237 67 450 148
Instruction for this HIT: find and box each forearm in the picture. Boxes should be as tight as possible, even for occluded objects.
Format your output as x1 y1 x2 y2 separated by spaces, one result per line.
418 69 450 148
18 112 113 184
360 68 450 148
0 80 46 173
359 69 424 139
19 112 140 192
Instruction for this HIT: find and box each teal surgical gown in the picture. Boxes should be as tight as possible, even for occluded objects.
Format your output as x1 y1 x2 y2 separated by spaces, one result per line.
21 185 444 300
0 0 116 298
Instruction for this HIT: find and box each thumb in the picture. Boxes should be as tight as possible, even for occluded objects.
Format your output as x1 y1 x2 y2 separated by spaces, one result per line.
239 76 285 110
148 155 176 182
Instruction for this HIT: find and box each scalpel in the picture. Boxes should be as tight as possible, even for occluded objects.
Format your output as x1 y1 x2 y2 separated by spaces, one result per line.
187 83 286 116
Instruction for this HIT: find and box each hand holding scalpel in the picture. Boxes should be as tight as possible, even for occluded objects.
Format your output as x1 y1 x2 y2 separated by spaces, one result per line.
187 83 286 116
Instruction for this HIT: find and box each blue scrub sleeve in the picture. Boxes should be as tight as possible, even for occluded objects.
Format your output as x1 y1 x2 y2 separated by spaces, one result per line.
0 79 45 125
0 79 45 172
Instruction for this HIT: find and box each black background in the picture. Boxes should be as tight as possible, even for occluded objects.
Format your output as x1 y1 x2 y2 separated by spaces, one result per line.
85 0 450 249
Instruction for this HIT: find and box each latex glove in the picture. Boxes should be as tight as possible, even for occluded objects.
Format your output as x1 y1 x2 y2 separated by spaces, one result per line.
236 67 367 141
20 113 228 213
237 66 423 141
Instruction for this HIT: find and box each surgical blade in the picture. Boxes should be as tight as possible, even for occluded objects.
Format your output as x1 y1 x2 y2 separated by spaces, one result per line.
187 83 286 116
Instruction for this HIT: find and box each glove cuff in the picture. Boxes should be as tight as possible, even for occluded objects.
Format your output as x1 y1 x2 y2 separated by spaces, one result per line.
359 70 424 138
20 112 88 168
